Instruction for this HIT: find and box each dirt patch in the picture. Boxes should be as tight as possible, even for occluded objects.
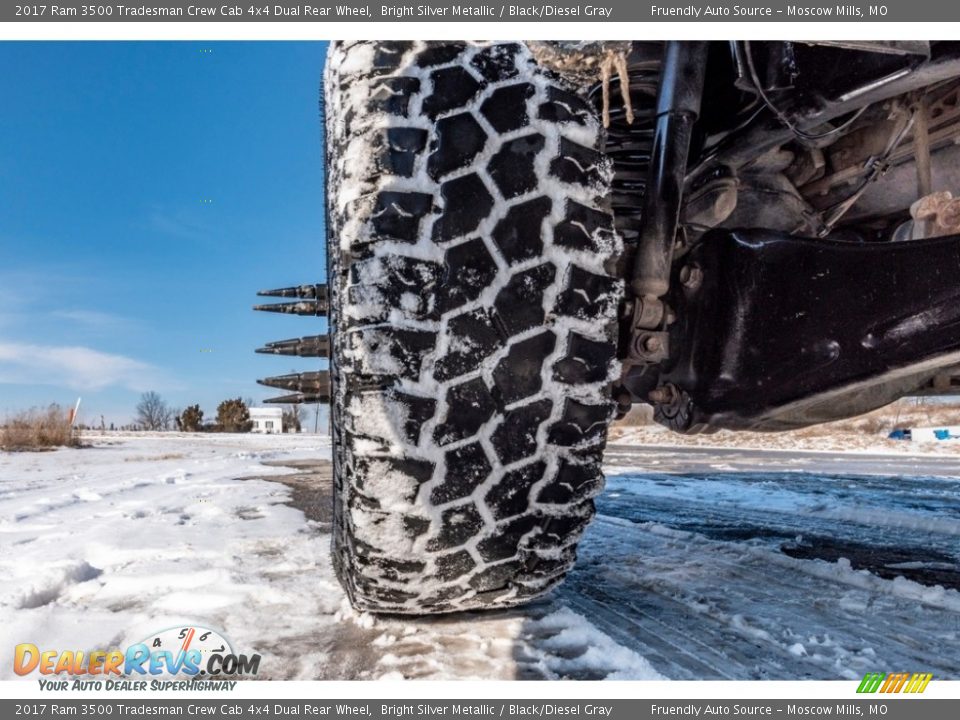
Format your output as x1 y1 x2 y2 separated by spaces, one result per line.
253 459 334 526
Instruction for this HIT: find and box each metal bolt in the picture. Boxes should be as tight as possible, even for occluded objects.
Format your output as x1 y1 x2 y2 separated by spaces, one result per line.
643 335 662 352
648 387 670 404
679 264 703 290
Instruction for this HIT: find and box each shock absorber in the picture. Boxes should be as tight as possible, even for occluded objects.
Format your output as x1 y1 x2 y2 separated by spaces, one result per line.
592 43 709 421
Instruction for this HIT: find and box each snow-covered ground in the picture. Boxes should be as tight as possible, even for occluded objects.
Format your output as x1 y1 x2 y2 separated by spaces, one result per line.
610 424 960 456
1 432 958 680
0 433 658 681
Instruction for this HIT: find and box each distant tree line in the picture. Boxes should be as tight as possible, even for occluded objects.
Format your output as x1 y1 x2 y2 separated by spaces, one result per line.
128 392 304 433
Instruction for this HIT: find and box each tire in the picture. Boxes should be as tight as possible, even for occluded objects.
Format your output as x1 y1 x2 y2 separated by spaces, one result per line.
324 41 623 614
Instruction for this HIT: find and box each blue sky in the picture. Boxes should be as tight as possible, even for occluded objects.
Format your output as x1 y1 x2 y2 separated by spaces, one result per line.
0 41 329 425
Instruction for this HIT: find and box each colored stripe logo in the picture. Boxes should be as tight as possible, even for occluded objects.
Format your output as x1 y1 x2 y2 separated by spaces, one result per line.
857 672 932 693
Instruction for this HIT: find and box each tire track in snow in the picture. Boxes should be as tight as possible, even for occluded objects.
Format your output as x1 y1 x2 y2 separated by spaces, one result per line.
559 501 960 679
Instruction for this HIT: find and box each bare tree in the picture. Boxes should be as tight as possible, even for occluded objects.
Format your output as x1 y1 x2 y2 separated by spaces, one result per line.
135 391 174 431
281 404 305 433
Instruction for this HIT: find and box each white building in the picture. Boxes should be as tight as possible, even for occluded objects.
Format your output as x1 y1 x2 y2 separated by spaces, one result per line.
250 407 284 434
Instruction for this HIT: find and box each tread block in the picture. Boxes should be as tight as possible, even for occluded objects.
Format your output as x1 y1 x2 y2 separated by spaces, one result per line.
393 391 437 445
554 199 616 253
481 83 535 134
430 442 493 504
550 138 607 189
371 191 433 243
433 377 497 446
484 461 546 521
547 399 612 447
470 43 523 82
493 263 556 337
436 238 498 314
552 333 616 385
381 128 429 178
402 515 431 539
492 196 551 265
371 42 415 72
426 503 485 551
416 42 467 67
536 458 604 504
346 327 436 380
374 557 427 582
434 308 502 382
491 398 553 465
527 504 593 549
423 585 469 605
554 266 621 321
526 548 577 579
434 549 476 580
469 560 523 592
363 584 419 604
368 77 421 117
431 174 495 243
428 113 488 181
488 134 546 200
477 514 539 562
422 67 483 120
492 331 556 405
348 255 441 321
353 455 434 506
537 85 593 127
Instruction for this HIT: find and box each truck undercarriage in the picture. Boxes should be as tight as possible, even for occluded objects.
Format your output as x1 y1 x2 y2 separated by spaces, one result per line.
547 40 960 432
253 41 960 613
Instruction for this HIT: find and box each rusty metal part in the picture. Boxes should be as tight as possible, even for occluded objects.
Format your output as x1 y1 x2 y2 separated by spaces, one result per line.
630 296 666 330
628 330 669 365
802 84 960 198
681 171 738 231
816 104 916 236
910 190 960 238
914 95 933 198
650 384 694 432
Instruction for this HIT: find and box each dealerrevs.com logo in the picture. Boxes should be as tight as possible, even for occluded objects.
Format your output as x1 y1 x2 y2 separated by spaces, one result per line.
14 625 261 690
